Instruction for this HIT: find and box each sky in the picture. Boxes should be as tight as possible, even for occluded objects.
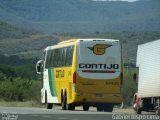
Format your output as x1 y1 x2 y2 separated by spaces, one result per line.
92 0 139 2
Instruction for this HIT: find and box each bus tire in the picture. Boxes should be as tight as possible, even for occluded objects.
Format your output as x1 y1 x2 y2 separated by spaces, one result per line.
47 103 53 109
103 104 114 112
45 91 53 109
62 92 67 110
83 105 89 111
137 108 142 114
97 106 103 112
68 104 75 110
44 91 47 104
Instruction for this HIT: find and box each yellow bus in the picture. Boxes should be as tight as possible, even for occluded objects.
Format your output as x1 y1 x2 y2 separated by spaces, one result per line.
36 39 123 112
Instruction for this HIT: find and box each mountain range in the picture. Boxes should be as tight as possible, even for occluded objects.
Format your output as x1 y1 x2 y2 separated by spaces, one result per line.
0 0 160 65
0 20 160 66
0 0 159 33
0 21 58 60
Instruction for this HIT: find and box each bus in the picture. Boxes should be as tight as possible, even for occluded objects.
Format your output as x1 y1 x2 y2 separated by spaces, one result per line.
36 39 123 112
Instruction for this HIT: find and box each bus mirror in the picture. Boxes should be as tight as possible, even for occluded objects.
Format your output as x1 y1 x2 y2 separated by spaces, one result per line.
133 73 137 81
36 60 43 74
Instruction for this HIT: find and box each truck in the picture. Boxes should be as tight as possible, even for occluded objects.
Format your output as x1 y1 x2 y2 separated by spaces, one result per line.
132 39 160 115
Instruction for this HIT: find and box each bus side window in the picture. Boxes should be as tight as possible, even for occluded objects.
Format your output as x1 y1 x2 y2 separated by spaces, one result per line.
61 48 65 67
69 46 74 65
63 47 67 66
50 50 55 68
66 46 74 66
66 47 70 66
41 51 46 70
57 49 61 67
54 49 58 67
58 48 63 67
45 50 52 68
46 46 74 68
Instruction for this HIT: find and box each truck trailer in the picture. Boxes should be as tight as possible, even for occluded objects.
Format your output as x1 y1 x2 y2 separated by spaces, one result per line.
132 39 160 115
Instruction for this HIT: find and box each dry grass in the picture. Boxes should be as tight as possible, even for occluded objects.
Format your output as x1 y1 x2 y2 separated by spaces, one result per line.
0 99 44 108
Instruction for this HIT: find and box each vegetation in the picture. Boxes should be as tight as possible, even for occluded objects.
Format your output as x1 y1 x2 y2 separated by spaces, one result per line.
0 54 37 65
0 20 158 107
0 64 41 102
0 62 138 108
0 78 40 102
0 0 159 107
122 67 138 107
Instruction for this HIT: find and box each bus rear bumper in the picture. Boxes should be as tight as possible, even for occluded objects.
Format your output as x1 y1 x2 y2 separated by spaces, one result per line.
72 93 122 105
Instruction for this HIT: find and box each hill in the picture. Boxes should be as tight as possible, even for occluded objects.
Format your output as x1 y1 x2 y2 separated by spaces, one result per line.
0 0 159 33
54 32 160 65
1 23 160 66
0 21 58 64
0 21 38 39
1 21 160 65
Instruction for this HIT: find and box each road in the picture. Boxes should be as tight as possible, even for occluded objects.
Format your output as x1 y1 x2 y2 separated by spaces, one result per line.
0 107 111 120
0 106 159 120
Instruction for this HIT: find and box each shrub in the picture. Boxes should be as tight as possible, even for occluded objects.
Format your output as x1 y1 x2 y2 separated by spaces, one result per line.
0 77 40 102
122 67 138 107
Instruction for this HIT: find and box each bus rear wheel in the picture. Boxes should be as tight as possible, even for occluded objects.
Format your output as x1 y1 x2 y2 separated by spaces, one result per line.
103 104 113 112
61 92 75 110
47 103 53 109
45 92 53 109
83 105 89 111
97 106 103 112
68 104 75 110
61 93 75 110
137 108 142 114
62 93 67 110
97 104 113 112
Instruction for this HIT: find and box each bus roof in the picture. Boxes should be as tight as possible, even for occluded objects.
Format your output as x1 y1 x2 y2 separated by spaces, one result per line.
45 38 119 50
58 39 119 44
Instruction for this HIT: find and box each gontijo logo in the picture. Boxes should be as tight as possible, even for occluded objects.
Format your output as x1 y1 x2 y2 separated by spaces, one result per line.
88 44 112 55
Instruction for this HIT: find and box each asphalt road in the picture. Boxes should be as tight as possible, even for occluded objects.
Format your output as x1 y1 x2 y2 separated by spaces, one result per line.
0 107 111 120
0 106 159 120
